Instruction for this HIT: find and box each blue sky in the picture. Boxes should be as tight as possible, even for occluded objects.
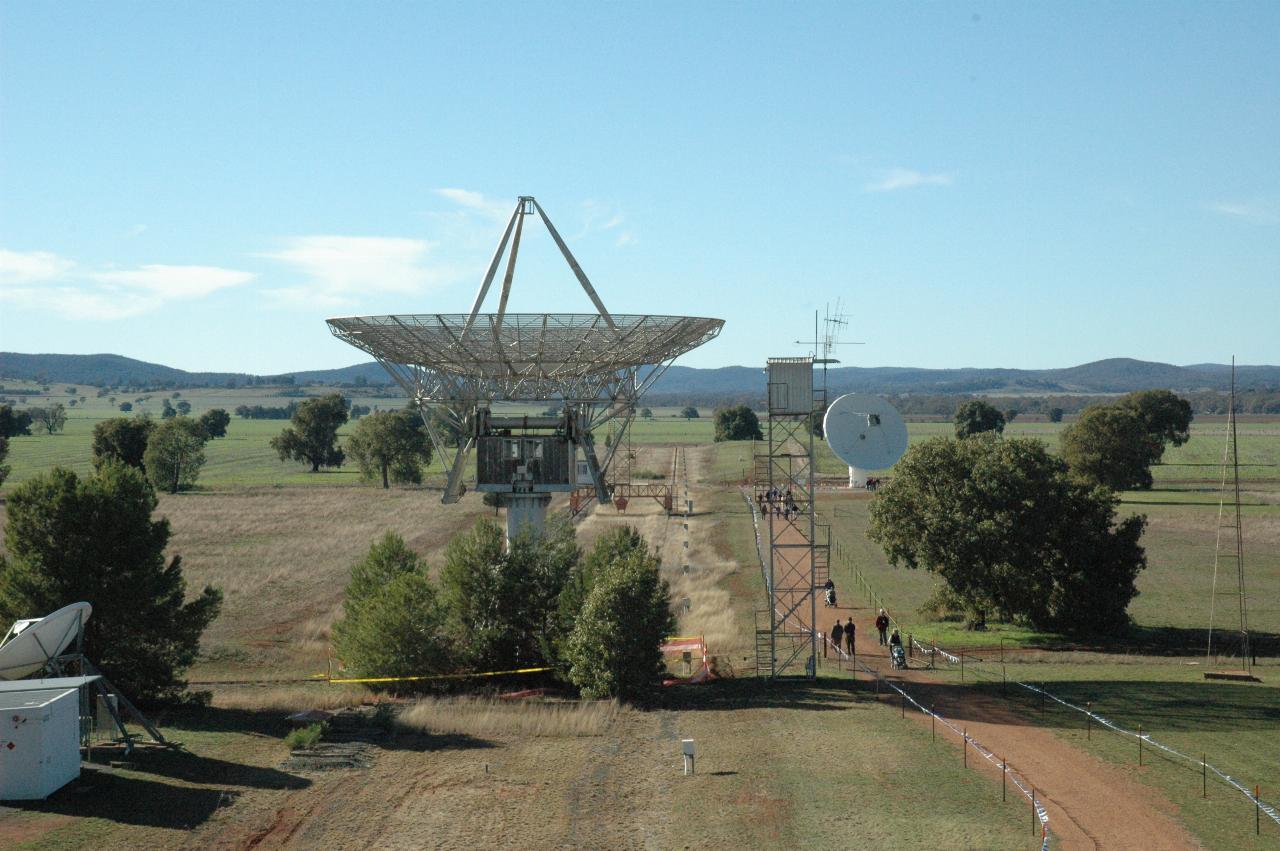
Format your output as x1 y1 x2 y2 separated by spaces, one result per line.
1 2 1276 374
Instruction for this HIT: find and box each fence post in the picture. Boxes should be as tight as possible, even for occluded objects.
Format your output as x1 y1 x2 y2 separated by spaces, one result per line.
931 706 936 742
1138 724 1143 766
1039 684 1045 713
963 728 968 768
1031 788 1037 836
1086 701 1091 740
1202 754 1207 798
908 633 913 659
901 690 905 718
1002 758 1007 802
961 653 965 683
1257 785 1261 836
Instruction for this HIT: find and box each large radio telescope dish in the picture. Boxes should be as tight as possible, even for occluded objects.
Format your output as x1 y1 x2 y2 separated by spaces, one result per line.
326 195 724 528
0 602 92 680
823 394 908 476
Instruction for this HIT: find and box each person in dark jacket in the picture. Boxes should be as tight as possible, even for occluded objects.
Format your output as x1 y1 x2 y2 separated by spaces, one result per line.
844 618 855 655
830 620 844 657
875 610 890 646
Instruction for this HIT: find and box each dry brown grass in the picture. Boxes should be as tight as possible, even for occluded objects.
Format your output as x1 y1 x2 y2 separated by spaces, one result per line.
156 486 488 675
398 696 624 738
210 683 374 711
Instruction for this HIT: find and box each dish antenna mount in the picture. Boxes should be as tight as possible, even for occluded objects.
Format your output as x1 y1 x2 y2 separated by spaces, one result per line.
329 196 723 542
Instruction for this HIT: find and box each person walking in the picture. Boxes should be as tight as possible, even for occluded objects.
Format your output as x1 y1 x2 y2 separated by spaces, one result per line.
844 618 855 656
875 609 890 646
830 620 844 657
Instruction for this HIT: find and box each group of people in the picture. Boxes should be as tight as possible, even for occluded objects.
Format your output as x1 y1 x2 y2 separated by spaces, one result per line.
828 617 855 656
822 609 904 668
758 487 800 521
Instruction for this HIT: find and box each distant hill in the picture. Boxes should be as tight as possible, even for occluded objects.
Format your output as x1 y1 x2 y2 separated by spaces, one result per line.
2 352 1278 397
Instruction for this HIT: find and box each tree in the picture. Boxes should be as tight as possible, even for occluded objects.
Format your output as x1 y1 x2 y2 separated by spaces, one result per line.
330 533 450 682
119 402 133 413
953 400 1005 438
552 526 647 658
438 517 579 671
0 463 222 702
1060 405 1162 490
270 393 348 472
1048 407 1065 423
161 399 176 419
144 417 207 493
198 408 231 439
29 404 68 435
0 405 32 437
867 434 1146 634
1004 409 1019 423
640 408 653 419
565 543 675 700
713 405 763 442
1118 390 1193 450
92 417 155 471
346 409 433 488
679 406 700 419
175 400 192 416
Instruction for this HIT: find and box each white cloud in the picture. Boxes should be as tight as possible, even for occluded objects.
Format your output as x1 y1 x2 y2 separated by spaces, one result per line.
261 235 452 306
0 249 75 284
615 232 638 247
91 265 253 299
0 249 253 319
1208 201 1278 225
435 188 512 222
865 168 953 193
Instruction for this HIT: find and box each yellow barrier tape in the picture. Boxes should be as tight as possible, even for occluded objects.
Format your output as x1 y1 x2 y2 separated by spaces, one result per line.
315 666 554 685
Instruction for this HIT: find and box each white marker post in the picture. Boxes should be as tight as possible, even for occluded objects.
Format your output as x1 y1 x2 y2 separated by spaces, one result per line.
682 739 696 775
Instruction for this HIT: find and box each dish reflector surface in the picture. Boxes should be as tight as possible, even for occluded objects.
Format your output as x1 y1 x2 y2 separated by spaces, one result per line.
0 602 92 681
823 394 908 471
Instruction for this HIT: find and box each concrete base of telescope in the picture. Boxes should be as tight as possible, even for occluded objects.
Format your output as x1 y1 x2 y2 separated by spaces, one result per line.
505 492 553 545
848 466 869 488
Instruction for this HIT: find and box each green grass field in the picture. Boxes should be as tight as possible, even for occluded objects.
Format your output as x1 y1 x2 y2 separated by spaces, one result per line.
0 384 718 492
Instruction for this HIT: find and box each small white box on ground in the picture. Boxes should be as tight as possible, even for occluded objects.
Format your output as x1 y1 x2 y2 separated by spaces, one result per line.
0 687 81 800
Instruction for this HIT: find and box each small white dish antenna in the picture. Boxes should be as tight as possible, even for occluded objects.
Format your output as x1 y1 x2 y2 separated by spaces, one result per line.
0 602 93 681
823 394 908 487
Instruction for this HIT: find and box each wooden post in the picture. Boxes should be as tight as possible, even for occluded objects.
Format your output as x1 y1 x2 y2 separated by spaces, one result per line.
963 728 967 768
1002 758 1007 802
1138 724 1143 766
1031 788 1037 836
1039 684 1045 713
931 707 936 742
901 690 905 718
1257 785 1261 836
1202 754 1207 798
960 653 965 683
1086 701 1091 740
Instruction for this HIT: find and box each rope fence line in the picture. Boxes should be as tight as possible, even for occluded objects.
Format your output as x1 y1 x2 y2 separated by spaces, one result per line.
743 490 1053 849
818 513 1280 832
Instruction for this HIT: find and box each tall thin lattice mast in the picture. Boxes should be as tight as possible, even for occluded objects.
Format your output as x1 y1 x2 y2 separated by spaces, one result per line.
1206 357 1250 674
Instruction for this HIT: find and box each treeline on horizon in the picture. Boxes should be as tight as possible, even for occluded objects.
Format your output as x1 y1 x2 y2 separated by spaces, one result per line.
647 388 1280 417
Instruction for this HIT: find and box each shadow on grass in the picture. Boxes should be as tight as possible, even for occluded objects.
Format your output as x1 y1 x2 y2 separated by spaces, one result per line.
884 677 1280 735
7 768 237 829
650 676 855 712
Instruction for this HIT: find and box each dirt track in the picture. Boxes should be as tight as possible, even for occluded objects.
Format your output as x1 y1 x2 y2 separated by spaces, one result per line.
796 529 1203 850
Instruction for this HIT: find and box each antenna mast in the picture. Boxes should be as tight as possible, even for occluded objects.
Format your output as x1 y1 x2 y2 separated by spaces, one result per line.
1206 357 1252 677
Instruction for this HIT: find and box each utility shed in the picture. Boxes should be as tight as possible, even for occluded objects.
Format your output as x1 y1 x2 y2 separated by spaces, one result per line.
0 687 81 800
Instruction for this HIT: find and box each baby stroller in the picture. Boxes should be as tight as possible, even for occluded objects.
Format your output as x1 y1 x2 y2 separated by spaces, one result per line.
824 586 837 608
890 643 907 670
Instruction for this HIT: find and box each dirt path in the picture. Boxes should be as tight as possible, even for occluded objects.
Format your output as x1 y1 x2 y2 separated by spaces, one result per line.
805 532 1202 849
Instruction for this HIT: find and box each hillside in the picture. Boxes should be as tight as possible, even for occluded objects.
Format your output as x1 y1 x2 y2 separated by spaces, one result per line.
2 352 1278 396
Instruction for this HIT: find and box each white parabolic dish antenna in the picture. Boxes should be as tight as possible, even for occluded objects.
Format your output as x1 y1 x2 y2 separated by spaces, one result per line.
0 602 92 680
823 394 908 484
